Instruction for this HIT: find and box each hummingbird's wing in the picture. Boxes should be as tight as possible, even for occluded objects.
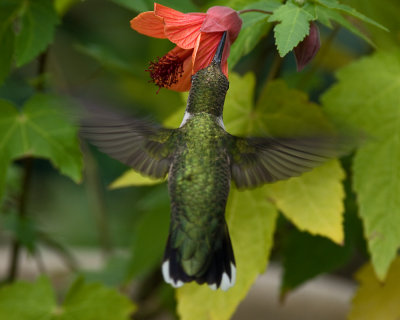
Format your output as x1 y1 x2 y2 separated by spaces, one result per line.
80 107 175 179
229 135 342 189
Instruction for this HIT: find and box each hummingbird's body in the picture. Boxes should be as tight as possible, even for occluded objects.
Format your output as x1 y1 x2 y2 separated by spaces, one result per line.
81 32 344 290
164 69 235 288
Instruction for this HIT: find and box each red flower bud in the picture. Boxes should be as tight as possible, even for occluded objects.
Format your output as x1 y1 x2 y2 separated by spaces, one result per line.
294 22 320 71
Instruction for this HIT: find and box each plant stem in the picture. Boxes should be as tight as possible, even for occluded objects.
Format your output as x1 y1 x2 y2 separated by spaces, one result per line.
6 158 33 283
265 53 283 85
36 51 48 92
238 8 273 15
6 51 48 283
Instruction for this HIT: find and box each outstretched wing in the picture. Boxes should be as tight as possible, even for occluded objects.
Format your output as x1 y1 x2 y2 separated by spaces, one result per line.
229 135 345 189
80 107 176 179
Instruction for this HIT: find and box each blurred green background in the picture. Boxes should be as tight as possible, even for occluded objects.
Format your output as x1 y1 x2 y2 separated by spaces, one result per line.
1 0 398 319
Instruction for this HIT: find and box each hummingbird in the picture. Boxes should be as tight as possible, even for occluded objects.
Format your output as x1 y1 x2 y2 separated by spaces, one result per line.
81 32 343 291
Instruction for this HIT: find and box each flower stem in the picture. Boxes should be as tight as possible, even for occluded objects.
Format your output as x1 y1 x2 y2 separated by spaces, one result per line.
238 9 273 15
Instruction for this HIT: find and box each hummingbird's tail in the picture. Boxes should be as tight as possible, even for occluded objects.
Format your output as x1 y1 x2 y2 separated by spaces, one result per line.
161 223 236 291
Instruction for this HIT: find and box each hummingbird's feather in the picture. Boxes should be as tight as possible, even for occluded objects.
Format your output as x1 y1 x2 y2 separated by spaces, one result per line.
80 107 175 179
230 135 343 189
162 223 236 290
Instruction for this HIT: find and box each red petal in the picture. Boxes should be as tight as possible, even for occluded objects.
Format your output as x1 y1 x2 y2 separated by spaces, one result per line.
130 11 166 38
169 53 192 91
192 32 230 78
155 3 206 49
201 6 242 42
154 3 186 20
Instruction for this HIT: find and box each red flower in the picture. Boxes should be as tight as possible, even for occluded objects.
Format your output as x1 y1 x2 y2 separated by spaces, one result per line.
130 3 242 92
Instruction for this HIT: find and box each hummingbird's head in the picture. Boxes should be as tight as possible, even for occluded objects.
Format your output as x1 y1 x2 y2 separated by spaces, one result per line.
186 32 229 117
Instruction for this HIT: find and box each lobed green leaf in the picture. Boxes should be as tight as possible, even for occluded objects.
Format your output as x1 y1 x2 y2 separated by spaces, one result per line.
0 94 83 200
15 0 59 67
268 0 314 57
322 50 400 280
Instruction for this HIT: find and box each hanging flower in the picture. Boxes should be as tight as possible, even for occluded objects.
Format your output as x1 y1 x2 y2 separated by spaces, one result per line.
131 3 242 92
294 22 320 71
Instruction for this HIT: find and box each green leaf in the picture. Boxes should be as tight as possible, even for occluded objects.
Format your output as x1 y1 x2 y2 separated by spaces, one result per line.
315 0 388 31
223 72 257 136
254 79 335 136
268 0 314 56
349 258 400 320
0 276 136 320
224 75 346 243
224 75 335 137
15 0 59 66
177 186 278 320
0 94 83 200
0 276 56 320
59 277 135 319
0 1 23 83
269 160 346 243
322 50 400 280
315 4 373 45
0 0 22 24
109 169 165 189
345 0 400 49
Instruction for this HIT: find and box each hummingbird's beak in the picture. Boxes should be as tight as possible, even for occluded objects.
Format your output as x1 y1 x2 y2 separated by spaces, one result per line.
213 31 227 66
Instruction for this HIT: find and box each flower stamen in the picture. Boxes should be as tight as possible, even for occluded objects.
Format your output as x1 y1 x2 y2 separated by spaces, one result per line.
146 54 184 93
